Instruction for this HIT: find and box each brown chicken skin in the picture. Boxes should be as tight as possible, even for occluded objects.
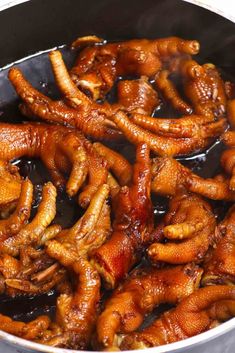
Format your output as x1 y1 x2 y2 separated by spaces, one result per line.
181 60 227 118
91 143 154 289
8 67 122 141
0 122 109 206
151 157 235 201
148 192 216 264
96 264 203 349
0 160 22 213
0 314 51 341
154 69 192 114
0 249 65 297
221 130 235 191
93 142 132 186
202 205 235 286
71 36 200 99
131 113 226 139
117 76 160 115
108 110 226 157
44 184 111 349
0 179 33 242
0 181 57 257
120 285 235 349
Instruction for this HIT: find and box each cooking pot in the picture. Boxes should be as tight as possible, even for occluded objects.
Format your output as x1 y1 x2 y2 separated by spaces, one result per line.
0 0 234 352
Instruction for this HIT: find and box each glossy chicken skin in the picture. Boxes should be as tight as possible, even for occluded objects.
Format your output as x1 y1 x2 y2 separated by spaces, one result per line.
221 130 235 191
0 160 22 213
0 179 33 242
71 36 200 99
96 264 203 348
181 60 227 117
8 67 121 141
109 111 226 156
0 314 51 341
120 285 235 349
148 192 216 264
0 248 65 297
0 181 57 256
45 184 111 349
131 113 226 139
93 142 132 186
151 157 235 201
155 69 192 114
0 122 109 206
202 205 235 286
117 76 160 115
91 144 154 289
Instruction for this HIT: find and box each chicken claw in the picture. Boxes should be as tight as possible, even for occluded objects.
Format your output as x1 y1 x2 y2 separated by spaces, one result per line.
0 160 22 214
0 179 33 241
202 205 235 286
0 182 57 256
91 144 154 288
8 67 121 140
148 192 216 264
96 264 202 349
117 76 160 115
131 113 226 139
151 157 235 201
71 37 199 99
181 60 227 117
93 142 132 186
120 285 235 349
0 313 50 340
109 111 225 156
155 69 192 114
221 131 235 191
44 184 110 349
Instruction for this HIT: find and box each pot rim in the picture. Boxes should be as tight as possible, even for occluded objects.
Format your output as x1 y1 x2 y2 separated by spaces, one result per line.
0 0 234 352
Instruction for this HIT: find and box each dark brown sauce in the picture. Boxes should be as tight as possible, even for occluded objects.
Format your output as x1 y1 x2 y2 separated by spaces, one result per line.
0 45 233 324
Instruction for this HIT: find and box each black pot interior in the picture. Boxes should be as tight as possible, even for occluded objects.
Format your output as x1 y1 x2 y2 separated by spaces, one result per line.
0 0 234 331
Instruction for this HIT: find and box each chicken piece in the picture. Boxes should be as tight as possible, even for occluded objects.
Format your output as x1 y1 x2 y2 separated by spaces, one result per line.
8 67 122 141
148 192 216 264
155 70 192 114
93 142 132 186
151 157 235 201
181 60 227 118
45 184 110 349
71 36 199 99
0 182 57 256
117 76 160 115
221 130 235 191
131 113 226 138
120 285 235 349
78 137 108 208
0 240 66 297
71 35 104 48
0 179 33 242
0 122 109 205
109 111 226 156
106 173 121 199
0 122 89 196
0 313 50 340
202 205 235 286
208 300 235 322
0 160 22 214
227 99 235 128
96 264 202 349
91 144 154 289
